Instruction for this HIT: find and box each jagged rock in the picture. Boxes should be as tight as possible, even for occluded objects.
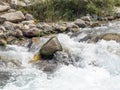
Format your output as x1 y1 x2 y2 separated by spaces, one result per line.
23 28 40 38
0 11 25 22
25 14 34 20
0 5 10 12
40 36 62 59
74 19 87 28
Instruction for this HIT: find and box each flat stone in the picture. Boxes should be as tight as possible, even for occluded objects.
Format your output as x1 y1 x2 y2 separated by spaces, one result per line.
0 5 10 12
0 11 25 22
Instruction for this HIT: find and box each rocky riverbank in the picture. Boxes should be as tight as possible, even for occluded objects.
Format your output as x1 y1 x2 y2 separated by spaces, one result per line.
0 0 120 74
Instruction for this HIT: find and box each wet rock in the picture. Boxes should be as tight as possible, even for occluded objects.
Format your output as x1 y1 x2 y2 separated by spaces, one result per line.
29 53 41 63
0 71 11 87
54 51 72 65
40 36 62 59
98 33 120 41
23 28 40 38
74 19 87 28
32 59 58 73
0 11 25 22
0 5 10 12
25 13 34 20
0 39 7 46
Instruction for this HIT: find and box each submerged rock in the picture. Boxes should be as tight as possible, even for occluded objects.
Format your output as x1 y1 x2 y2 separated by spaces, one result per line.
0 71 11 87
40 36 62 59
54 51 72 65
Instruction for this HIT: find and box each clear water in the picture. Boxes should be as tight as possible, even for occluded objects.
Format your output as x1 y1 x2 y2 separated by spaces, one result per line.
0 21 120 90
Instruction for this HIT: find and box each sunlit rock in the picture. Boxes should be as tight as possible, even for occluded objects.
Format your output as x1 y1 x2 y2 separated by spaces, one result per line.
0 11 25 22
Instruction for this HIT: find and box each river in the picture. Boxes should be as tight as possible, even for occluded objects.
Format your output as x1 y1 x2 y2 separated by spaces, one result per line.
0 21 120 90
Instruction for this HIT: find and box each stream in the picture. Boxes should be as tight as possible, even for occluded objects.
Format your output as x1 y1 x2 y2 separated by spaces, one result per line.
0 21 120 90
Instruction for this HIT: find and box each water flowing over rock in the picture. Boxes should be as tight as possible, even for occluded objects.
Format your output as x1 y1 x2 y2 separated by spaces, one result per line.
0 11 25 22
40 36 62 59
98 33 120 42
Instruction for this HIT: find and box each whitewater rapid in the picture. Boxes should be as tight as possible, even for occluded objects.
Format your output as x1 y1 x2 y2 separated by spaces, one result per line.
0 21 120 90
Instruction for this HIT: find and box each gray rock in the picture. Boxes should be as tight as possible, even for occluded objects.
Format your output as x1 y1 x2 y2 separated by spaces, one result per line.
3 21 15 30
40 36 62 58
81 16 91 21
25 13 34 20
54 51 72 65
74 19 87 28
0 11 25 22
97 33 120 42
114 7 120 18
23 28 40 38
0 5 10 12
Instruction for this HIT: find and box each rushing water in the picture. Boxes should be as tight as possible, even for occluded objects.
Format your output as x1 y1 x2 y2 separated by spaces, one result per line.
0 21 120 90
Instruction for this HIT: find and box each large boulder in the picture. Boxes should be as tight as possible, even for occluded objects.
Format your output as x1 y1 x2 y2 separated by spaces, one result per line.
0 5 10 12
40 36 62 59
0 11 25 22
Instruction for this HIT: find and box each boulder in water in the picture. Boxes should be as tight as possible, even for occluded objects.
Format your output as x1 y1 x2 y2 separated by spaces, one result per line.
98 33 120 41
40 36 62 59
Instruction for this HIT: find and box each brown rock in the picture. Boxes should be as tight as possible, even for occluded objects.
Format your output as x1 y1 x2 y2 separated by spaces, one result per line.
0 11 25 22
